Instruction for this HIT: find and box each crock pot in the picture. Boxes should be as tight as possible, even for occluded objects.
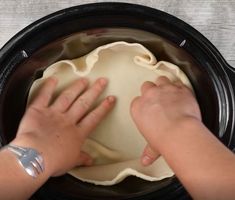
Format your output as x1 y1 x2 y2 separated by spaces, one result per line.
0 2 234 200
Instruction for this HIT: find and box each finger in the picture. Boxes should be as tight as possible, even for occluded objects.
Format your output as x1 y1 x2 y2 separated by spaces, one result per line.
67 78 108 123
30 77 58 108
51 78 88 113
77 151 93 166
155 76 171 86
141 144 160 166
141 81 156 95
130 96 141 117
78 95 116 139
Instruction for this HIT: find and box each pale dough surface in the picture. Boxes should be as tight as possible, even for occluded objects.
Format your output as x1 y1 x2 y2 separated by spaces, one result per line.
28 42 192 185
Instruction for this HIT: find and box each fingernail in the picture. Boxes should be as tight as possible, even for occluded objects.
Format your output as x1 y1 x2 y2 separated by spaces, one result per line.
99 78 108 86
142 155 152 166
107 96 116 103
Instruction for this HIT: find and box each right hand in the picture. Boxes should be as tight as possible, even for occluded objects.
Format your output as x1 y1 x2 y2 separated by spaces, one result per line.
130 76 201 166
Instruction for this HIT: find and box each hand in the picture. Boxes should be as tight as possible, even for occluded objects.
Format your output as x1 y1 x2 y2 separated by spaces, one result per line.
11 77 115 177
131 76 201 166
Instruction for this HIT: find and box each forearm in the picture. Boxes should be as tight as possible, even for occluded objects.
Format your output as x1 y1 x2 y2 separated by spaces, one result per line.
0 141 51 200
155 119 235 200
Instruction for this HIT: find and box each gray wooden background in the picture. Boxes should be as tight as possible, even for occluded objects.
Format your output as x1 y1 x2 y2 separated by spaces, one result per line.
0 0 235 67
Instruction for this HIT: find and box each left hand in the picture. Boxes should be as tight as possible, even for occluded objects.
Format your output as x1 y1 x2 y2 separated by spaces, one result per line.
11 77 116 177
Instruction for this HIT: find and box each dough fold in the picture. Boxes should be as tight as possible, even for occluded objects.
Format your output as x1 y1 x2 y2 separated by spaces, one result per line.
28 41 192 185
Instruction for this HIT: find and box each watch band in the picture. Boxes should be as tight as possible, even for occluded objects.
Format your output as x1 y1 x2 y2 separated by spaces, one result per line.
5 144 44 178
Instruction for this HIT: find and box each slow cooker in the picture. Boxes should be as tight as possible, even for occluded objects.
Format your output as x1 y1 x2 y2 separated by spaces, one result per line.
0 2 234 200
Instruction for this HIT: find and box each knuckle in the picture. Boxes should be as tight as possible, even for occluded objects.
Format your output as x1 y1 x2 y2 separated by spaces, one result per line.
28 106 43 115
145 89 158 98
58 94 71 109
88 111 99 124
35 92 50 106
78 98 90 110
27 106 52 120
42 92 51 100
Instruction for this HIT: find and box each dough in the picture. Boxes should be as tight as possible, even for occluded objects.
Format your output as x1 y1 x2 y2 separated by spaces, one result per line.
28 42 192 185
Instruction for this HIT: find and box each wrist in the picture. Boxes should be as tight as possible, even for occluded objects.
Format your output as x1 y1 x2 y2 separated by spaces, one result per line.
0 141 51 199
10 132 54 178
149 117 203 152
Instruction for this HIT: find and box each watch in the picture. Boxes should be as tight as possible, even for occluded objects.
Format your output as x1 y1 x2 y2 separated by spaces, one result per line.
5 144 44 178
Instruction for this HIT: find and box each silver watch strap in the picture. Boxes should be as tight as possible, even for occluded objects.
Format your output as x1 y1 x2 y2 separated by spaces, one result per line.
5 144 44 178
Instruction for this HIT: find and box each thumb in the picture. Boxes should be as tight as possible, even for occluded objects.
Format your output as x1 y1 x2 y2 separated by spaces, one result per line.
77 151 93 166
141 144 160 166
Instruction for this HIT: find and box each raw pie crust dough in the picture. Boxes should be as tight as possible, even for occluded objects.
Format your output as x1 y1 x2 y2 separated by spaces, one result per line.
28 42 192 185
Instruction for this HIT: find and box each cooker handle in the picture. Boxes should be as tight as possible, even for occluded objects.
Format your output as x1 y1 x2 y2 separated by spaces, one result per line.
224 64 235 152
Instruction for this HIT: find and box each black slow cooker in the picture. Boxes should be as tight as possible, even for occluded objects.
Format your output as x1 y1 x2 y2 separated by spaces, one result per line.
0 3 234 200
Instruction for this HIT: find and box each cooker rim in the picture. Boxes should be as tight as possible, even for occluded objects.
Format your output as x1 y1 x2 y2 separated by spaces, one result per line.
0 2 234 200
